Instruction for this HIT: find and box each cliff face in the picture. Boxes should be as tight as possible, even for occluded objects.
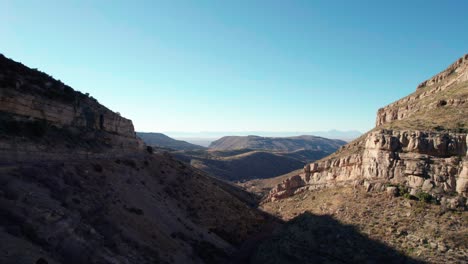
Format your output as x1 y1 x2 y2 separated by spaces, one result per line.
0 54 143 160
376 54 468 129
0 88 135 136
267 55 468 207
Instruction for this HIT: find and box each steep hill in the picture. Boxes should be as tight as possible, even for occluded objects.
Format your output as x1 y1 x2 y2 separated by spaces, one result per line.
209 135 346 152
0 54 274 264
137 132 206 151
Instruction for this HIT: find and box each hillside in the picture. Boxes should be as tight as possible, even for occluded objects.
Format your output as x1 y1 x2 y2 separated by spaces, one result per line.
137 132 206 151
172 149 330 182
209 135 346 152
266 54 468 203
0 54 276 264
257 54 468 263
377 54 468 131
257 186 466 263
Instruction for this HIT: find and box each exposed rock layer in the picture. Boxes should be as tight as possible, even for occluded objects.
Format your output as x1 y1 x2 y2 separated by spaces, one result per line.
0 54 142 160
267 54 468 206
376 54 468 127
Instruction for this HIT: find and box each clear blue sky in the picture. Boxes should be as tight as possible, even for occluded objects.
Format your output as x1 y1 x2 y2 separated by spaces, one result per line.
1 0 467 133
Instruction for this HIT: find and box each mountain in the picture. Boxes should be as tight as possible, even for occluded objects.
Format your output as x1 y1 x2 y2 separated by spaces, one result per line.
209 135 346 152
173 137 216 147
137 132 206 150
256 54 468 262
172 149 330 182
267 54 468 203
0 54 275 264
164 130 362 141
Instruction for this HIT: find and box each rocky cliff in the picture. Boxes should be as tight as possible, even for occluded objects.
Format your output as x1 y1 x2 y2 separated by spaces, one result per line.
376 54 468 129
267 54 468 208
0 54 143 161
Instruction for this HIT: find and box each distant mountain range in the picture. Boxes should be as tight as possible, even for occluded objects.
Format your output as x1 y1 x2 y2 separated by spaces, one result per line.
137 133 346 181
209 135 346 152
136 132 206 150
165 130 362 141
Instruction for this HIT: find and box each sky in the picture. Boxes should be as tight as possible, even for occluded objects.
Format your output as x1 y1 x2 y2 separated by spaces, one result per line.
1 0 467 134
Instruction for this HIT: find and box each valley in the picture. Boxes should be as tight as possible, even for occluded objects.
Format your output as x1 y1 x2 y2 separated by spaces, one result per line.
139 134 345 182
0 50 466 263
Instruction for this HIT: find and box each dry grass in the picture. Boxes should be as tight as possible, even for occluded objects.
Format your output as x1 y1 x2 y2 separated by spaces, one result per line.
260 186 468 263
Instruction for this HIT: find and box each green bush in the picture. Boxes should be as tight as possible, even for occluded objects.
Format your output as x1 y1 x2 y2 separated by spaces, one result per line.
397 185 409 197
402 193 412 200
415 192 433 203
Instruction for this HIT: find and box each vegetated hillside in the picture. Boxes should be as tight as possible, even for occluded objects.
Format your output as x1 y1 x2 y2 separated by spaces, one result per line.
137 132 206 151
209 135 346 152
172 148 330 182
0 54 276 264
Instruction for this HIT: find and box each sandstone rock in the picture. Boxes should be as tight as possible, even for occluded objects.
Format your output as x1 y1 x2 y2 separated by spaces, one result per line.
407 176 425 189
386 186 398 197
421 179 434 192
266 129 467 202
0 55 143 162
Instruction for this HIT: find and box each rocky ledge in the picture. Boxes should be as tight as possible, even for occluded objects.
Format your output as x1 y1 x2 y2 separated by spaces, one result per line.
266 130 468 208
0 54 143 161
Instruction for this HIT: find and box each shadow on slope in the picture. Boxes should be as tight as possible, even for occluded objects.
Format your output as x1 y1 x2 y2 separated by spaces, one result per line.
249 212 425 264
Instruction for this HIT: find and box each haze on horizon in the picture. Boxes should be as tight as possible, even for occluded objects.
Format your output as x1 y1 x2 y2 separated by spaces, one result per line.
1 0 467 133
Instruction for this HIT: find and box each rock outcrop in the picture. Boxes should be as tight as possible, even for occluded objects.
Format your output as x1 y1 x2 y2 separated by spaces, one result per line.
376 54 468 128
0 54 143 161
267 54 468 207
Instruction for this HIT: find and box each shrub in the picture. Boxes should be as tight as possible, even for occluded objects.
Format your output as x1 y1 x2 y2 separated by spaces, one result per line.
415 192 433 203
397 185 409 197
403 193 412 200
125 207 144 215
146 146 154 154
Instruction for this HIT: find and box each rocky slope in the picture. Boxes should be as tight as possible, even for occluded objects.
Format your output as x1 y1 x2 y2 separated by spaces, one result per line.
209 135 346 153
0 54 276 264
137 132 206 151
258 186 467 263
0 53 144 162
267 54 468 208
